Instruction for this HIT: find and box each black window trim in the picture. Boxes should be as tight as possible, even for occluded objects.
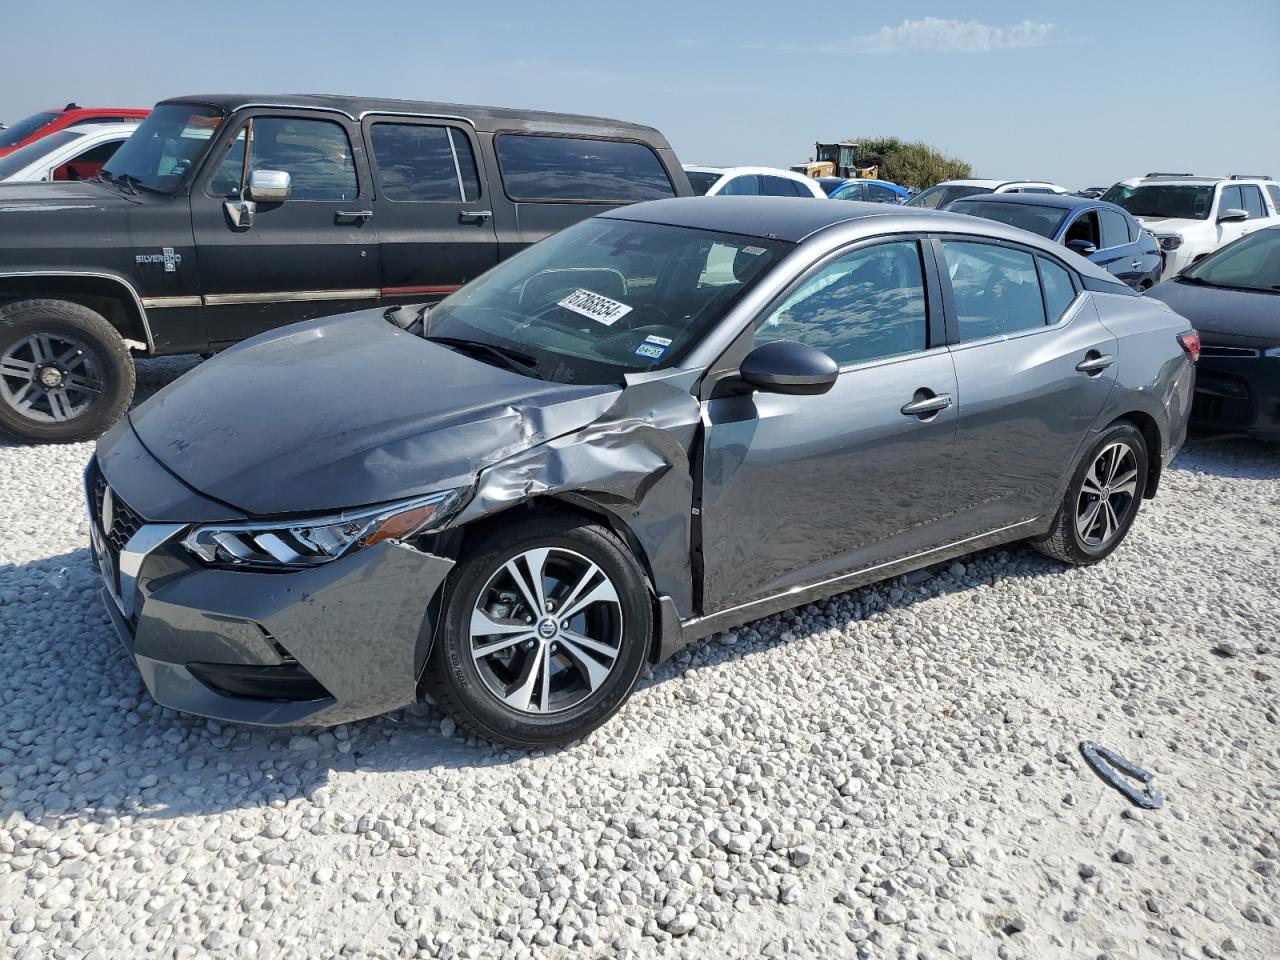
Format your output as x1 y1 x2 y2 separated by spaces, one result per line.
1237 183 1265 220
929 234 1083 350
363 117 483 203
200 108 366 202
747 233 944 374
491 130 675 205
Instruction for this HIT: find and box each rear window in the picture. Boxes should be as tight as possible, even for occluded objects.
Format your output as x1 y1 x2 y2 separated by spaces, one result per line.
495 134 674 203
370 123 480 202
0 111 59 148
949 200 1067 239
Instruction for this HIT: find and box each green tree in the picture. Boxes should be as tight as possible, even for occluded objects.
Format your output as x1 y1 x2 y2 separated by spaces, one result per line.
855 137 972 190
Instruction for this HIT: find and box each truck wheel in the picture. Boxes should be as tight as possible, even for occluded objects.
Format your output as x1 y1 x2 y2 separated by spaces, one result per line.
0 299 136 443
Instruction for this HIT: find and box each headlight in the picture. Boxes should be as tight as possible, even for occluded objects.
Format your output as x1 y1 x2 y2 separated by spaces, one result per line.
182 490 464 569
1158 235 1182 251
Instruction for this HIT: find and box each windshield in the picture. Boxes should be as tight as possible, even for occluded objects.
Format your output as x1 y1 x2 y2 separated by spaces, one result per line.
948 200 1068 239
0 130 83 179
426 217 789 384
101 104 222 192
906 184 988 209
1101 183 1214 220
1182 229 1280 293
685 171 722 196
0 111 59 148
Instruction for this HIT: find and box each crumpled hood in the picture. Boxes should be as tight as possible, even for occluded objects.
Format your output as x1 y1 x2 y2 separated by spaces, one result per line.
126 310 621 516
1146 278 1280 341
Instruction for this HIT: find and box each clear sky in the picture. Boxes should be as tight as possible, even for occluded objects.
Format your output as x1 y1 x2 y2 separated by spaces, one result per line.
2 0 1277 189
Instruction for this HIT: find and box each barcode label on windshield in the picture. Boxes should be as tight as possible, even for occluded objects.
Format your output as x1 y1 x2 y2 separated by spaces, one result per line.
557 288 633 326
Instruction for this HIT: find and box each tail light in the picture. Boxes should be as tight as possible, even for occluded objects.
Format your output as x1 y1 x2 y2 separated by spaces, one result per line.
1177 330 1200 362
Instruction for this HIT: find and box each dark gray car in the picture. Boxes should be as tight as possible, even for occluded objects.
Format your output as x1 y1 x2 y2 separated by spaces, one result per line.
87 197 1197 747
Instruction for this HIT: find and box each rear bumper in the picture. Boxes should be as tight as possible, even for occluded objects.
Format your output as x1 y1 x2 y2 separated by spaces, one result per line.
90 492 454 727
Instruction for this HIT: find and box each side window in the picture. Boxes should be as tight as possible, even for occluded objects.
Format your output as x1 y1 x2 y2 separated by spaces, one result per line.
1099 210 1130 249
495 134 674 202
1038 257 1077 323
1063 211 1100 248
835 183 866 201
1239 185 1265 219
755 240 928 366
53 139 124 181
758 176 795 197
867 183 899 203
1125 214 1139 243
369 123 480 202
1267 184 1280 214
210 116 358 201
940 240 1046 341
720 175 760 196
1218 185 1243 214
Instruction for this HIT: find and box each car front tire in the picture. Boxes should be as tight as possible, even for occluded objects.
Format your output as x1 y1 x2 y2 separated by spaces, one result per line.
0 299 136 443
1032 421 1148 565
424 512 652 748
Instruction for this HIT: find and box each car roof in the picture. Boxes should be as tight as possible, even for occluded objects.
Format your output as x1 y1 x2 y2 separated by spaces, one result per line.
62 121 142 135
682 165 812 179
948 193 1130 214
161 94 664 137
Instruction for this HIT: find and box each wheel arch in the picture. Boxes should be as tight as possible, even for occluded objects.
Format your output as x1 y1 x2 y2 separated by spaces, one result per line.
444 493 672 662
0 272 153 352
1109 411 1162 498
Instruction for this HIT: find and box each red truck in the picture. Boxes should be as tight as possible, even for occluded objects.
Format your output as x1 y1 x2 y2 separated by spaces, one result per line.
0 103 149 156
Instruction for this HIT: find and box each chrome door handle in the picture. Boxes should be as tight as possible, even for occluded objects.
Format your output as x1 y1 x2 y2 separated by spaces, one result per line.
459 210 492 222
1131 260 1142 269
1076 353 1114 374
900 393 953 417
336 210 373 222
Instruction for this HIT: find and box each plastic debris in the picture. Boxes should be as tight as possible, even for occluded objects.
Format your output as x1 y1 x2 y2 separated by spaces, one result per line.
1079 740 1164 809
42 567 71 595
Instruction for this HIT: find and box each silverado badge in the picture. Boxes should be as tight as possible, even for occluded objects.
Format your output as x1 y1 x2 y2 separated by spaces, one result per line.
135 248 182 272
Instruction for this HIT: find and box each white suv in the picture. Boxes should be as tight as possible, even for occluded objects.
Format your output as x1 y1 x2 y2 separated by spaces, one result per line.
1101 174 1280 275
683 165 827 198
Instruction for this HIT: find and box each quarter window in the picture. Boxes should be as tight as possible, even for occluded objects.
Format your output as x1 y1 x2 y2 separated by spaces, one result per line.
370 123 480 202
1099 210 1129 249
760 175 804 197
211 116 358 201
1266 184 1280 214
867 184 899 203
940 241 1046 341
495 134 674 202
1239 185 1265 219
1038 257 1077 323
755 240 928 366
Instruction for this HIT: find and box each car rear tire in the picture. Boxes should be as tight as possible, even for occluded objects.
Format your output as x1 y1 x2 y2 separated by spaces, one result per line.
424 513 652 748
0 299 136 443
1031 422 1148 565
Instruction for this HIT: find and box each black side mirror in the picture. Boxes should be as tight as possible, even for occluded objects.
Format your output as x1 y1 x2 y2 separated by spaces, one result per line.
1066 239 1098 256
739 340 839 396
1217 208 1248 223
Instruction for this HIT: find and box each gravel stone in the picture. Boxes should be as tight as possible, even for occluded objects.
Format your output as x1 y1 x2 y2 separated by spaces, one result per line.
0 384 1274 960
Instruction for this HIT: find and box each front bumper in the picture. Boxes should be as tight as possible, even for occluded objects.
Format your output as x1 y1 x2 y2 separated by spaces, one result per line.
87 458 455 726
1191 352 1280 442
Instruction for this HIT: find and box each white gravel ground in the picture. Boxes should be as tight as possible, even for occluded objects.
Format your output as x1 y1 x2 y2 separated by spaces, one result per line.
1 358 1277 960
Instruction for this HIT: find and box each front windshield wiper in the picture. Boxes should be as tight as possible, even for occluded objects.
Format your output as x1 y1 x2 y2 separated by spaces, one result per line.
96 169 135 195
426 335 541 378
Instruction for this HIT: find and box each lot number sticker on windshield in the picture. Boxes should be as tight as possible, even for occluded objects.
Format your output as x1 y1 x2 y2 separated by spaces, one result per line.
558 288 633 326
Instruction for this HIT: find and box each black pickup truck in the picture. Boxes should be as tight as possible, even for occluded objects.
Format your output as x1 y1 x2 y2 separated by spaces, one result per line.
0 94 690 442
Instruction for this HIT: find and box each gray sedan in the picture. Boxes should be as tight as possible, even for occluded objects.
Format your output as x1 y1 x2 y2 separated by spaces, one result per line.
88 197 1197 747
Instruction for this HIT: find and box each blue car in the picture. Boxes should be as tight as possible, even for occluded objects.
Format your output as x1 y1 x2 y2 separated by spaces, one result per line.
828 178 912 205
945 193 1163 291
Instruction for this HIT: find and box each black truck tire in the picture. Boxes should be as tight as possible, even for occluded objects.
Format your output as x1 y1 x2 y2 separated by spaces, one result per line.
0 299 136 444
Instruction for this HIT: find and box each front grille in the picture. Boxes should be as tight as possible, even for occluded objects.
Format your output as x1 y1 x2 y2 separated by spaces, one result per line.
1200 345 1262 359
86 458 146 609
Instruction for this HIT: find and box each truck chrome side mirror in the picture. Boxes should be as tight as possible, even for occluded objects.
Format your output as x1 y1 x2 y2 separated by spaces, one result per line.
248 169 290 203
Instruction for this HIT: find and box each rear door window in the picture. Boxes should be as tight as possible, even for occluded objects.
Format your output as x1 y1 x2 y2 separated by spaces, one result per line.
495 134 674 202
940 240 1047 341
1267 184 1280 214
867 183 900 203
369 123 480 201
760 175 800 197
719 175 760 196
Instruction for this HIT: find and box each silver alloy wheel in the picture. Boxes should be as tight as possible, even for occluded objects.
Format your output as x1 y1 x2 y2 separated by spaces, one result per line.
1075 441 1139 546
0 332 103 423
470 546 623 715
